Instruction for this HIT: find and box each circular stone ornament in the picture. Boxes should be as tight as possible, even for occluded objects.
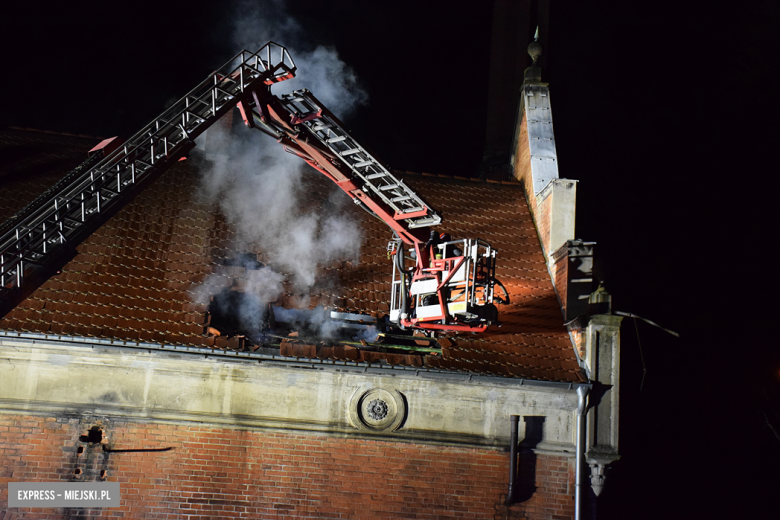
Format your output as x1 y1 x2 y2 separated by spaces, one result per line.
350 388 406 432
366 399 388 421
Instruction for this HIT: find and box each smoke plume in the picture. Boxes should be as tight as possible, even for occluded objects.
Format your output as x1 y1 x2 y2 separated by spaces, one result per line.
191 0 368 338
199 129 362 291
230 0 367 116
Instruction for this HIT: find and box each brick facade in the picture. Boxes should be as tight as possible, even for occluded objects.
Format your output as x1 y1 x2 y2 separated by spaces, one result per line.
0 414 575 519
551 247 568 318
512 116 536 208
512 113 554 263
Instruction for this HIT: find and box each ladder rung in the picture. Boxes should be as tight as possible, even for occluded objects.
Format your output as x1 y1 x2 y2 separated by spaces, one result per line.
366 173 386 180
392 196 412 203
408 218 436 228
327 136 347 144
340 149 361 156
354 160 373 168
312 124 331 131
380 184 400 191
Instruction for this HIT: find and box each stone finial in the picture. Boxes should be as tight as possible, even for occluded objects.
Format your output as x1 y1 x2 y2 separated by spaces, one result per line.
528 26 542 65
523 27 543 83
589 283 612 314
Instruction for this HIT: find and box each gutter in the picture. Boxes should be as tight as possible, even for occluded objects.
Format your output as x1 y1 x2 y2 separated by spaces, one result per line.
504 415 520 505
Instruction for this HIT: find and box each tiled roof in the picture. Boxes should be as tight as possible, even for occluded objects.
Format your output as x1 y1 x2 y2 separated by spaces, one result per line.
0 128 584 383
0 128 96 222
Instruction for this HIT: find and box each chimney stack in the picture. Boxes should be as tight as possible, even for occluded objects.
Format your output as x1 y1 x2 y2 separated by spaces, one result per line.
510 32 596 321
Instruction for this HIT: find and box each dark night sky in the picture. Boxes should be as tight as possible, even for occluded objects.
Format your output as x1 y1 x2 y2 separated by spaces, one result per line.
1 1 778 517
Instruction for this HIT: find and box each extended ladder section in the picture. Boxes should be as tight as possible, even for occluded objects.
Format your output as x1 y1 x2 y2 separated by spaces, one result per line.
0 43 296 315
277 90 441 230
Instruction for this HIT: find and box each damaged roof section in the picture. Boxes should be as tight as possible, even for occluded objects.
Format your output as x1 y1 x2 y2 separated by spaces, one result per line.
0 128 583 383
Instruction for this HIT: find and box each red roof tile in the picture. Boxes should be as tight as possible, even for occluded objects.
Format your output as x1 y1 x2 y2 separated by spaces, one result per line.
0 129 583 382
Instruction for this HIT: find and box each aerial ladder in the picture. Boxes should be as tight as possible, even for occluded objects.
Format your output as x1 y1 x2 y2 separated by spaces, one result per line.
0 42 506 333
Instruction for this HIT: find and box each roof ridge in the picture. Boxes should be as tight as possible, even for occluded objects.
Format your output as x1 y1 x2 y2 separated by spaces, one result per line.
6 126 106 141
394 169 520 185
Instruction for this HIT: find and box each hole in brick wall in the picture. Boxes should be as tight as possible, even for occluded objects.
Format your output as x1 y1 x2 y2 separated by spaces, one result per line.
77 445 84 455
100 470 108 479
73 468 82 477
79 426 103 444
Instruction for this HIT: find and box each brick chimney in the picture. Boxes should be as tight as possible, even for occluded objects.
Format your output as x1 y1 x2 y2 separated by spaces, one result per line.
510 34 594 321
507 30 623 494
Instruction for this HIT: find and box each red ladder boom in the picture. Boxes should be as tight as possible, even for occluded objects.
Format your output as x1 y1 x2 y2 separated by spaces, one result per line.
237 81 506 333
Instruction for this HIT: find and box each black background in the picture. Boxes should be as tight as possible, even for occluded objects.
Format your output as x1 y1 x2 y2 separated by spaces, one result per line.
1 1 778 517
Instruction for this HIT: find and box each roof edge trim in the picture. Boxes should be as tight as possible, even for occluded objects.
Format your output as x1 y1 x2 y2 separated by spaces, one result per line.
0 331 590 390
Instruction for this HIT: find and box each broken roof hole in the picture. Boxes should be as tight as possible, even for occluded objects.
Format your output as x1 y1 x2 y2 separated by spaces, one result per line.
206 282 272 340
220 252 265 270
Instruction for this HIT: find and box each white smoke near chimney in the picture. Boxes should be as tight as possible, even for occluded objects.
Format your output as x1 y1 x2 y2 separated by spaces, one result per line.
190 0 368 339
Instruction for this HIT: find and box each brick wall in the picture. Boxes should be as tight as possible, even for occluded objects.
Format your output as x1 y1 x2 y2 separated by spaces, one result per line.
568 324 586 360
512 115 535 208
0 414 576 520
535 194 552 259
513 113 554 263
505 453 575 520
549 244 568 319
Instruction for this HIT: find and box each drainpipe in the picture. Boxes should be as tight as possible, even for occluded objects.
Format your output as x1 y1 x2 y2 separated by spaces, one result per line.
504 415 519 505
575 385 589 520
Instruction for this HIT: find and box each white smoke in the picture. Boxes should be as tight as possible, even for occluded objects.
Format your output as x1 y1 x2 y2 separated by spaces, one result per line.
191 0 367 337
199 123 362 291
273 306 380 343
273 306 343 339
230 0 367 116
